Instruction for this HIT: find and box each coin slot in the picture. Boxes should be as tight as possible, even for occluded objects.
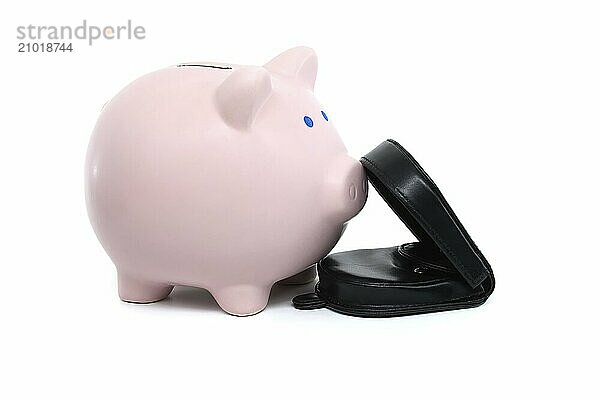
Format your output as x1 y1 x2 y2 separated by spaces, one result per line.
177 64 232 69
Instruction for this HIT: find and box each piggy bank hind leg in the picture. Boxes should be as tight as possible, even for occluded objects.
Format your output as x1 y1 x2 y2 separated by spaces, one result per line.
211 284 271 316
118 273 174 304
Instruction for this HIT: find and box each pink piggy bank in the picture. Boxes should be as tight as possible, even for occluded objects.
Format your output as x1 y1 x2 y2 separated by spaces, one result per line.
85 47 367 315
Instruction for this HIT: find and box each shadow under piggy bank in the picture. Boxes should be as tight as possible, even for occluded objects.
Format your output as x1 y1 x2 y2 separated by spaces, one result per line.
128 280 317 314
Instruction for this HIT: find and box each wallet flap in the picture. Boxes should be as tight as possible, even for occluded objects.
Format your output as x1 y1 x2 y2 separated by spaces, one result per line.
360 139 491 288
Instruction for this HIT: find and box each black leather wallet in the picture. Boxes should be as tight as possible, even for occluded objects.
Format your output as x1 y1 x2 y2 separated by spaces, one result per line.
293 139 495 317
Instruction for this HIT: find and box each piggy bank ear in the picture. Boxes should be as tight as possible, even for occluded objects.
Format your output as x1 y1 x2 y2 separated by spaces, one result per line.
215 67 272 131
264 46 318 90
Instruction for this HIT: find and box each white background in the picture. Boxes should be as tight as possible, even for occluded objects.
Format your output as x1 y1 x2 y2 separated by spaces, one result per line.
1 1 598 398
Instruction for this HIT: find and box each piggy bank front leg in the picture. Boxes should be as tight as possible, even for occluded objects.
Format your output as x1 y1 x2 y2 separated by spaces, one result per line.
211 284 271 316
117 273 174 304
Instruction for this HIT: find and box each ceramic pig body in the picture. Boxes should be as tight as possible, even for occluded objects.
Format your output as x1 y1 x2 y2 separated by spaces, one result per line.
85 47 367 315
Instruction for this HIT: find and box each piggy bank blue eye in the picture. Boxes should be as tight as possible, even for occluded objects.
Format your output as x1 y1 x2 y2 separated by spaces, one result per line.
321 111 328 121
303 116 314 127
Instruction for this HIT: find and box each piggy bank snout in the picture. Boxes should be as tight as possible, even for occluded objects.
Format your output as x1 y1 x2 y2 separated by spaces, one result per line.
325 155 368 223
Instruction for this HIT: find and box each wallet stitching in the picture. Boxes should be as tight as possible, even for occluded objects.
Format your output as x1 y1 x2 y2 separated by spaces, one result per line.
316 282 485 309
318 285 486 309
326 299 487 316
